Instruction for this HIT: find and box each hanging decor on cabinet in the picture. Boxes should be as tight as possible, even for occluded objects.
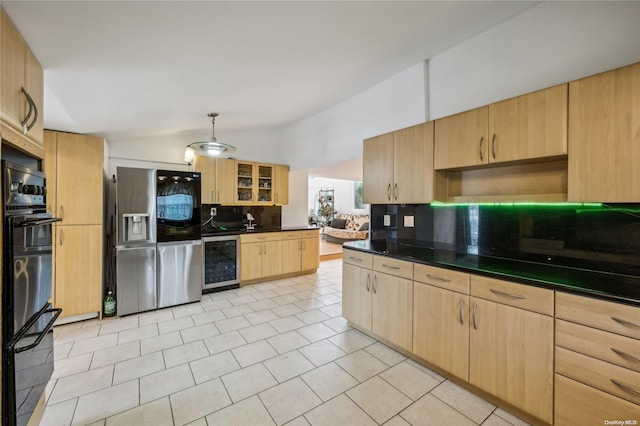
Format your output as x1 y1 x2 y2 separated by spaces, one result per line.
184 112 237 163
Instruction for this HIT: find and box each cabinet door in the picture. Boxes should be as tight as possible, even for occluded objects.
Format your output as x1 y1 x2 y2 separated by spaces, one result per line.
1 9 27 131
24 46 44 145
274 164 289 205
394 121 436 203
256 164 274 204
216 158 236 204
55 225 102 318
568 62 640 202
434 107 489 169
194 156 216 203
342 263 372 332
489 84 567 163
372 272 413 351
240 242 262 281
469 297 553 424
281 238 302 274
236 161 254 204
261 240 282 278
301 236 319 271
56 132 104 225
363 132 394 204
413 284 469 380
44 131 58 215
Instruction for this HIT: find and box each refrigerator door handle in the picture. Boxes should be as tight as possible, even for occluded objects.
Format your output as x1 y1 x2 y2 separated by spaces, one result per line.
157 240 202 247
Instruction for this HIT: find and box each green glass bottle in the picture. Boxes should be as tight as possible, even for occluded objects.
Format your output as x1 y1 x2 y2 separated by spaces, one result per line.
104 290 116 317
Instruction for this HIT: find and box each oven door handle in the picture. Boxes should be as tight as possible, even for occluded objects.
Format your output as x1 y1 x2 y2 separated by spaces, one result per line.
10 307 62 353
15 217 62 227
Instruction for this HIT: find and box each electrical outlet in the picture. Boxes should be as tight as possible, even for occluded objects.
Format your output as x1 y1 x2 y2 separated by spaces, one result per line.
404 215 414 227
383 215 391 226
210 207 217 216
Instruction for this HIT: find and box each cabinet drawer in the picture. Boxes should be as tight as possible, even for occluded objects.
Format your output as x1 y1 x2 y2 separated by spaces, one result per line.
240 232 281 243
280 231 301 240
556 346 640 406
299 229 319 239
556 319 640 373
555 374 640 426
556 292 640 339
470 275 553 315
343 249 373 269
414 264 469 294
373 255 413 280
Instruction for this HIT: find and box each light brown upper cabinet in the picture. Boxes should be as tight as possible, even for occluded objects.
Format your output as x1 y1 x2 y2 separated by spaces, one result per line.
435 84 568 170
568 62 640 202
363 121 442 204
194 156 236 204
1 7 44 146
273 164 289 205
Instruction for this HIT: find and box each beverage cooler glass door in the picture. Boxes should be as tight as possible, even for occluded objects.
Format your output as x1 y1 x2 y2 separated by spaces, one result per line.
156 170 201 242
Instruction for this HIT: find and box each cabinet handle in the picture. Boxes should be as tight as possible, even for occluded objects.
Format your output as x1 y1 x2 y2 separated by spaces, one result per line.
393 183 398 201
387 184 391 201
258 244 262 255
59 229 64 246
365 273 370 292
491 134 496 159
472 303 478 330
302 240 306 250
611 316 640 329
373 275 377 294
426 273 450 282
459 298 465 325
479 136 484 161
276 193 279 203
59 206 64 221
217 190 220 202
348 256 363 263
382 264 400 270
610 379 640 396
20 87 34 134
490 288 526 300
611 348 640 363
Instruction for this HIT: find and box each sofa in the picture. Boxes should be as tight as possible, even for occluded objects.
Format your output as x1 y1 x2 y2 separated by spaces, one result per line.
324 213 369 243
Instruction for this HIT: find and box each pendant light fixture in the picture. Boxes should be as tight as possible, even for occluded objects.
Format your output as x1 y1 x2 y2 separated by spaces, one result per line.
184 112 236 163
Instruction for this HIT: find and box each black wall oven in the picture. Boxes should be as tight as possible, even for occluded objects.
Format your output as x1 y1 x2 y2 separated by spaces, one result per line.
2 161 61 426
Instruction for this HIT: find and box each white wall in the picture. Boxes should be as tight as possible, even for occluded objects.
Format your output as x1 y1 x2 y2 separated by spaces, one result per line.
308 176 368 217
281 169 310 227
429 1 640 119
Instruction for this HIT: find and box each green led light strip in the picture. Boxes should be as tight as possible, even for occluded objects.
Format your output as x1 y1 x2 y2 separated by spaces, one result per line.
430 202 603 207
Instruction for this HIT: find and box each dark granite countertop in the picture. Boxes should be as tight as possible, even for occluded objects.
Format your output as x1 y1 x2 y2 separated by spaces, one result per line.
202 225 319 237
344 240 640 307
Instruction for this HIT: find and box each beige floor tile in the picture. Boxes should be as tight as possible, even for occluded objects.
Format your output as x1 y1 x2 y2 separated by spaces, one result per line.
346 376 412 424
317 304 342 318
105 396 173 426
271 303 303 317
273 287 298 296
203 330 247 354
233 286 259 296
246 308 279 324
190 351 241 384
191 309 226 326
86 420 105 426
52 353 92 379
431 380 495 423
494 408 531 426
251 290 279 301
314 294 342 306
232 340 278 367
140 330 183 355
364 342 406 367
185 418 207 426
48 365 114 405
72 379 139 425
303 394 376 426
222 303 254 318
201 299 232 311
170 378 232 425
55 324 100 344
482 414 514 426
259 377 322 425
41 398 77 426
98 316 140 336
205 395 275 426
171 303 205 319
215 315 252 333
54 342 73 360
300 362 357 401
400 394 476 426
335 349 387 382
264 350 315 383
138 309 174 326
384 415 412 426
379 361 441 400
296 323 337 342
240 323 280 342
295 309 330 324
117 324 159 345
157 316 196 334
322 316 350 333
269 315 306 333
164 340 209 368
140 364 195 404
228 294 258 306
272 295 301 306
298 339 346 366
69 333 119 357
405 358 446 382
285 416 311 426
328 330 374 353
267 331 310 354
113 351 165 385
180 323 220 343
90 341 140 369
221 363 278 402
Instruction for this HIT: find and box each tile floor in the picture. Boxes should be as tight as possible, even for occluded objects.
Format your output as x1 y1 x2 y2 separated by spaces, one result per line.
41 259 531 426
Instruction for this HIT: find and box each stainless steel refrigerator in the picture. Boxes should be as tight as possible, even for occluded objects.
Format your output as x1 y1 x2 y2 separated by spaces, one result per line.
115 167 203 316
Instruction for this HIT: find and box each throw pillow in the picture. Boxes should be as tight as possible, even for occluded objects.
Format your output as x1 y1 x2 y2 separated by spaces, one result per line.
330 218 347 229
358 222 369 231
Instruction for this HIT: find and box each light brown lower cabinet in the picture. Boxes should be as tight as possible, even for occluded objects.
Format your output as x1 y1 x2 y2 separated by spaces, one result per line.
54 225 102 318
371 271 413 352
342 262 372 332
281 230 319 274
240 239 281 282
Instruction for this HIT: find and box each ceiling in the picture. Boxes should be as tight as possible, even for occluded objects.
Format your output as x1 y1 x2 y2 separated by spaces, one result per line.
3 1 538 144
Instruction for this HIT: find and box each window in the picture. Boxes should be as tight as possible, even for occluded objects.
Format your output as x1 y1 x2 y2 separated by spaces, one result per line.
354 181 365 209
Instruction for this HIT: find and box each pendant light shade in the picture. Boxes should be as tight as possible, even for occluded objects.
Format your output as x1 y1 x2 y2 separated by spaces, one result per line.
184 113 236 163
